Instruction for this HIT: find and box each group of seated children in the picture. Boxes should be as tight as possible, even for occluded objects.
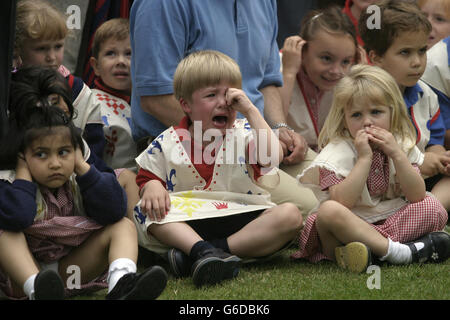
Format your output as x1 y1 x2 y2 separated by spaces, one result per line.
0 0 449 300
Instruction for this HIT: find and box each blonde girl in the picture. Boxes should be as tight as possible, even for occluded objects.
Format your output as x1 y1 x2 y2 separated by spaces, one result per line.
292 64 449 272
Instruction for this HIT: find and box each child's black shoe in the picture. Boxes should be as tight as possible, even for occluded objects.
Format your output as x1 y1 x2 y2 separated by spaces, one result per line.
406 231 450 263
167 248 192 278
34 269 65 300
106 265 167 300
191 248 241 287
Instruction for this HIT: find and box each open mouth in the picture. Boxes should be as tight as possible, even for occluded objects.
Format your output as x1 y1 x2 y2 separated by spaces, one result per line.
212 115 228 128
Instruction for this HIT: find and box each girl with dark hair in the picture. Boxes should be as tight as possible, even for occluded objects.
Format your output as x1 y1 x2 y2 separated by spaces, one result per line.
0 105 167 300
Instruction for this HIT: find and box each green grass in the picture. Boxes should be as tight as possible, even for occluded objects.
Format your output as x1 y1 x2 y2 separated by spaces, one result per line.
73 226 450 301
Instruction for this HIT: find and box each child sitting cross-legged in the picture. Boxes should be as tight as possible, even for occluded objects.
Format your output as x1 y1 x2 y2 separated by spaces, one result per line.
0 105 167 300
292 64 450 272
133 50 303 287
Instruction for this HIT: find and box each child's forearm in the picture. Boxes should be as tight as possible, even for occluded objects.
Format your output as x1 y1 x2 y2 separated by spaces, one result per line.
76 166 127 224
329 157 371 208
245 107 283 166
278 73 296 118
392 153 426 203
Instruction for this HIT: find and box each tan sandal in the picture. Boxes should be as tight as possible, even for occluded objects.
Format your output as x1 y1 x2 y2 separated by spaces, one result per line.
335 242 372 273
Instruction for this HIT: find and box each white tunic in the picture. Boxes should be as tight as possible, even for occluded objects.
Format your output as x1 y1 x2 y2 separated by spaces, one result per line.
132 119 280 249
92 89 138 171
422 38 450 96
72 83 102 132
405 81 442 152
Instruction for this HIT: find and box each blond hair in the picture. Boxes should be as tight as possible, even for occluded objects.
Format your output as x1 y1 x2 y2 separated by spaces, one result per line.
91 18 130 59
173 50 242 101
319 64 417 152
15 0 68 52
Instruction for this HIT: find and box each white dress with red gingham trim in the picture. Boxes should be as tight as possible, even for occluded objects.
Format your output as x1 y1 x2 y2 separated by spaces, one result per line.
291 143 447 262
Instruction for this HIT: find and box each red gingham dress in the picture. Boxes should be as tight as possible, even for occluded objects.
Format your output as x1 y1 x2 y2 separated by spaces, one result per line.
291 150 448 262
0 183 107 299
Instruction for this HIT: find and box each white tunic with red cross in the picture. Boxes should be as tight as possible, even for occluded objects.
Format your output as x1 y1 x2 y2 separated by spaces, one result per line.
92 89 138 171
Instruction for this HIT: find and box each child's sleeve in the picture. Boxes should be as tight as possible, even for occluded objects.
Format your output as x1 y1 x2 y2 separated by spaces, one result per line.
75 166 126 225
319 167 344 191
0 179 37 231
83 123 106 161
135 134 168 190
136 168 166 192
431 88 450 130
426 107 446 147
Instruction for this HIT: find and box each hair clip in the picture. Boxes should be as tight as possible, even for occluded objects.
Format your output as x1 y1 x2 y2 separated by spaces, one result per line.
311 12 323 22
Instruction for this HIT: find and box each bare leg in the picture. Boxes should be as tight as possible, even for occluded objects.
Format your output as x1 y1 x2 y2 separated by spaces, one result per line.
431 176 450 211
0 231 39 296
117 169 141 221
315 200 389 259
58 218 138 284
227 203 303 257
148 222 202 255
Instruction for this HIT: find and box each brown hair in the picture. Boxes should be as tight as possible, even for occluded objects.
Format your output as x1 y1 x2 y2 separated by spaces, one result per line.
359 0 432 57
300 5 358 56
91 18 130 59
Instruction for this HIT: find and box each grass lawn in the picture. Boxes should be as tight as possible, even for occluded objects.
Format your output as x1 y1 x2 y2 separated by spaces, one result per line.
72 225 450 301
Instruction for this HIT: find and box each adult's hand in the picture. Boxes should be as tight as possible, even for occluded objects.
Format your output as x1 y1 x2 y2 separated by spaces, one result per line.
278 128 308 165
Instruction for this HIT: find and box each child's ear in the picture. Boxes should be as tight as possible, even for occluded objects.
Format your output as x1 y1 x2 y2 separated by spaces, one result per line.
179 97 191 115
368 50 383 66
89 57 100 76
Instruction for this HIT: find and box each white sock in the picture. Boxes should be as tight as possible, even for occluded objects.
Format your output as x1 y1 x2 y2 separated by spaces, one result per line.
23 273 37 300
380 238 412 264
107 258 137 293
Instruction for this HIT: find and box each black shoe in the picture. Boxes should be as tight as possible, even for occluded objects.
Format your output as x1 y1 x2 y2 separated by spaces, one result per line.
191 248 241 287
34 269 65 300
106 266 167 300
167 248 192 278
406 231 450 263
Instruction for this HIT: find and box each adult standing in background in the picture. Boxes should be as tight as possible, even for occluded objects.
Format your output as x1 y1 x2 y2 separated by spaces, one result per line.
129 0 318 216
276 0 318 48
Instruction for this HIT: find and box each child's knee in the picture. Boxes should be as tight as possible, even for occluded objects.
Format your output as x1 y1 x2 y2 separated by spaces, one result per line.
277 203 303 232
421 196 448 230
316 200 346 227
110 217 138 238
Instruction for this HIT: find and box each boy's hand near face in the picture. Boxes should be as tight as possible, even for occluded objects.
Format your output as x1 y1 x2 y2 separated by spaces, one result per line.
140 180 171 222
225 88 255 116
226 88 283 167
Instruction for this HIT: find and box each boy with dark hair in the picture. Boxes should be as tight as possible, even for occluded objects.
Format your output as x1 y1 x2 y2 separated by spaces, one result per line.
359 0 450 214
